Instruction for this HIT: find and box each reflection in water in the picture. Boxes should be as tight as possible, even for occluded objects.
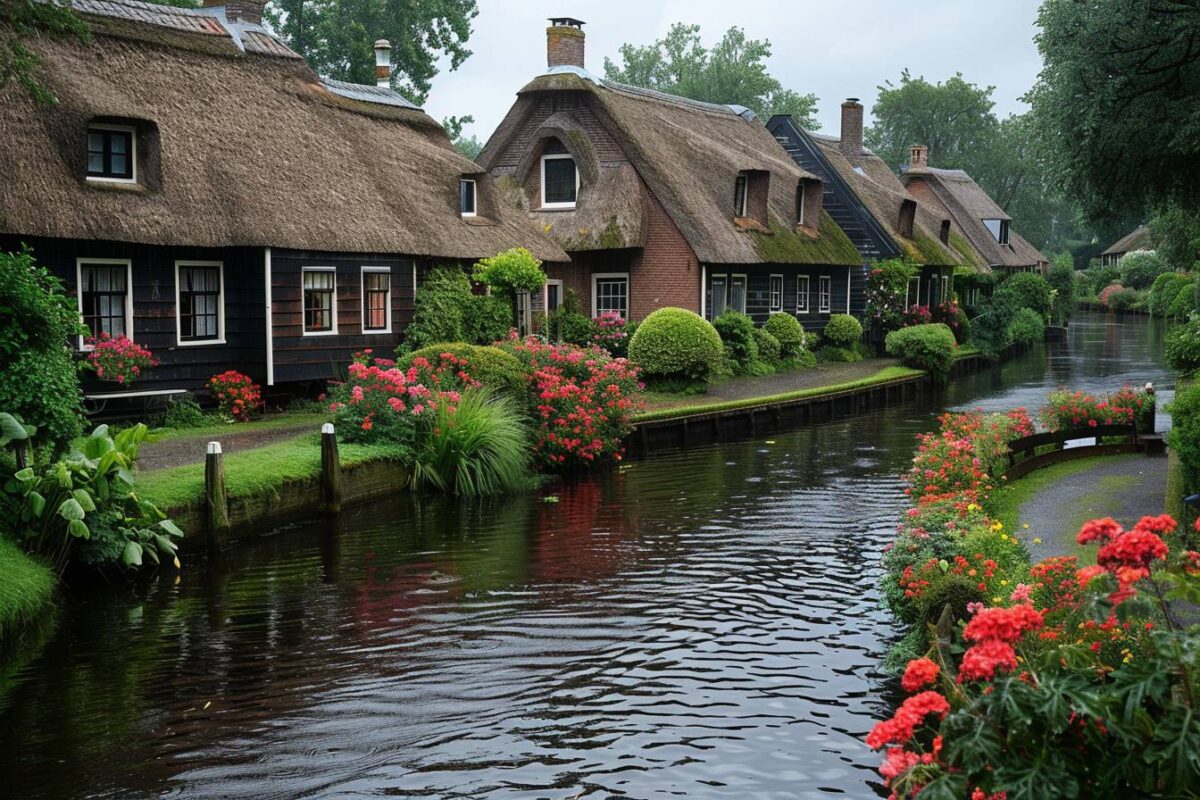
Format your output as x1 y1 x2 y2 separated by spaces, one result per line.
0 313 1174 799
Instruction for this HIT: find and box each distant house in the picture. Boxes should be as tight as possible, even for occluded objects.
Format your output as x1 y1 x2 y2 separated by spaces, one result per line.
0 0 564 396
1100 226 1151 266
768 102 976 311
477 18 862 329
900 146 1047 277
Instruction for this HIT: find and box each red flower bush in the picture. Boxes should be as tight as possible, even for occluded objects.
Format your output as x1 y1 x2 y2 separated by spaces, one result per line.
207 370 262 422
1041 386 1148 431
326 352 465 443
85 333 157 385
866 690 950 749
901 657 940 692
903 304 933 326
590 311 631 356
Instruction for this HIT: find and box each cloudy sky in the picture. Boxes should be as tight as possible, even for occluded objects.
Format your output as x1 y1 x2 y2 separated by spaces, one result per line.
423 0 1045 144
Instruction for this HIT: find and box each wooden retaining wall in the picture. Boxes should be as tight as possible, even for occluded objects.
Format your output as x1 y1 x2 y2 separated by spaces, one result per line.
1002 423 1146 481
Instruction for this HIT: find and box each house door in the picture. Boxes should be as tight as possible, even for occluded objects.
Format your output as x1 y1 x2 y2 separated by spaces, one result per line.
516 291 532 336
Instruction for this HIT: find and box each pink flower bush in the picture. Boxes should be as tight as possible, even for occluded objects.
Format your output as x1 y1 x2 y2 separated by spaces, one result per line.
326 352 466 444
85 333 156 385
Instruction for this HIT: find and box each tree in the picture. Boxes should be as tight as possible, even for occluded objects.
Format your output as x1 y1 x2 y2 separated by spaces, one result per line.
264 0 477 107
1 0 89 104
1148 205 1200 270
443 114 481 160
1028 0 1200 223
603 23 819 128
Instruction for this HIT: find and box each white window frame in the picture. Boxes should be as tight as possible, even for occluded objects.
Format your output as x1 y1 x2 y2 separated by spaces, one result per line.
796 275 810 313
76 258 134 350
940 275 950 304
729 273 748 314
460 178 477 217
543 278 564 315
174 260 225 346
540 153 579 209
797 183 806 226
709 273 728 319
302 266 339 337
906 276 920 307
592 272 630 318
734 174 748 216
769 274 784 312
85 123 137 185
360 265 392 335
818 275 832 314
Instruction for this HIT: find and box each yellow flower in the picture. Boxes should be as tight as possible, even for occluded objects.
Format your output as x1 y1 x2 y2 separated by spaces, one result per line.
1000 579 1009 586
1033 537 1042 544
967 503 980 512
1022 523 1030 530
991 521 1004 531
992 595 1003 603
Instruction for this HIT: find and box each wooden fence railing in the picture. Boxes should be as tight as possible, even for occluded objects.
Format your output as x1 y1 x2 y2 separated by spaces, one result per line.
1003 423 1141 480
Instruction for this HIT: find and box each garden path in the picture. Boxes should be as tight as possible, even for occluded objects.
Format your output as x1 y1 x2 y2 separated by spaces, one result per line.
136 422 317 473
1018 454 1171 562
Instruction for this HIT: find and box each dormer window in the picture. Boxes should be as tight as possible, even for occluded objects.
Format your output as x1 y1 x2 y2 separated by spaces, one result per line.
797 184 806 226
86 124 135 182
460 178 477 217
540 139 577 208
734 174 748 216
939 220 951 244
983 219 1010 244
898 199 916 238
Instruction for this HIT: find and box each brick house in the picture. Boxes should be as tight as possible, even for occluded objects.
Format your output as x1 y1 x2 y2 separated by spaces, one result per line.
0 0 564 398
768 102 981 311
901 146 1047 277
477 19 862 329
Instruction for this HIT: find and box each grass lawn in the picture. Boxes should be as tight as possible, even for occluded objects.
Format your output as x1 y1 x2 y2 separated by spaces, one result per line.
136 434 405 511
633 365 923 423
0 538 55 643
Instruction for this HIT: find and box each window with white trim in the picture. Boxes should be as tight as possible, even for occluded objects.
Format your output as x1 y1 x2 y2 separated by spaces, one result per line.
796 275 810 313
545 279 563 314
906 276 920 307
540 140 577 208
86 124 135 182
734 173 748 216
460 178 477 216
940 275 950 304
177 262 223 343
710 274 727 318
79 260 132 342
303 268 337 334
818 275 832 313
593 274 628 317
769 274 784 312
362 267 391 333
709 274 747 315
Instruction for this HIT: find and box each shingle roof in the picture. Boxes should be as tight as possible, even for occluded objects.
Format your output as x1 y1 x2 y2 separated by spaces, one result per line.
1101 225 1151 256
0 0 566 262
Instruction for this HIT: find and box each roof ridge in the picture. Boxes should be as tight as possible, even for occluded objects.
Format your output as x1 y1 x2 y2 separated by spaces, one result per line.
541 65 752 121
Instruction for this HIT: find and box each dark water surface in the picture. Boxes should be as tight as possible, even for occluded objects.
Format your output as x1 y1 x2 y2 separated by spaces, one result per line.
0 312 1173 799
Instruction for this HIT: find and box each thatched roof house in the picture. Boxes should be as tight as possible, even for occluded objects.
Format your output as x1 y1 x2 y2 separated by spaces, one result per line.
0 0 565 391
901 146 1047 275
1100 225 1151 266
477 18 861 326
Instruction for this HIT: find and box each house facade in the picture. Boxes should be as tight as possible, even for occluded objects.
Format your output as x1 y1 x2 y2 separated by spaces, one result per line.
1100 226 1151 266
768 102 978 311
0 0 564 396
477 19 863 330
901 146 1047 277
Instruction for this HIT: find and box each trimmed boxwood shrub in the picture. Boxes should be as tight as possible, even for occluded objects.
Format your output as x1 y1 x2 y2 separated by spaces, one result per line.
628 307 723 387
712 310 758 373
1008 307 1046 347
823 313 864 347
1165 319 1200 375
399 343 527 396
1150 272 1191 316
764 312 806 358
753 327 781 364
1168 381 1200 498
885 322 957 382
1167 279 1197 318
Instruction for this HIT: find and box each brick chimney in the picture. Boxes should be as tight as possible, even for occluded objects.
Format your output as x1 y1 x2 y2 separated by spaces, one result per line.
374 39 392 88
839 98 863 158
909 144 929 170
202 0 266 25
547 17 585 69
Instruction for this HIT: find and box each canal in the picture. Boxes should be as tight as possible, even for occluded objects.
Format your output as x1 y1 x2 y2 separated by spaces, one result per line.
0 312 1175 799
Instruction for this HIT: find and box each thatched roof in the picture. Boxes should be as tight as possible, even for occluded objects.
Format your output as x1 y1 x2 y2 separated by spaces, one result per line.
1102 225 1151 257
806 132 971 270
478 67 860 266
0 0 566 263
901 165 1046 270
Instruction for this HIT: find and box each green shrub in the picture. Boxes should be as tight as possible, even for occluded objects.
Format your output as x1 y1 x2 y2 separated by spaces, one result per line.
970 291 1020 357
1167 279 1197 318
1168 382 1200 496
1086 262 1122 295
822 313 864 347
917 575 986 628
1118 249 1170 290
1102 285 1142 310
1047 253 1077 324
1007 307 1046 347
162 394 208 429
953 307 972 343
628 307 723 387
1149 272 1191 316
400 343 527 396
463 293 513 345
1165 319 1200 375
753 327 781 364
0 249 84 457
763 312 806 358
711 310 758 373
546 289 595 346
885 323 957 382
411 391 531 496
817 345 863 363
472 247 545 295
994 272 1053 320
402 266 472 351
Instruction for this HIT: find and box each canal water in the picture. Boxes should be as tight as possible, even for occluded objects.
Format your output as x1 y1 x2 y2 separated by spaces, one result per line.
0 312 1174 799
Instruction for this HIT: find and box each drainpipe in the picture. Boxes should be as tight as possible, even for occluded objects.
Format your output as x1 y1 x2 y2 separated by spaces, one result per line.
699 264 707 319
264 247 274 386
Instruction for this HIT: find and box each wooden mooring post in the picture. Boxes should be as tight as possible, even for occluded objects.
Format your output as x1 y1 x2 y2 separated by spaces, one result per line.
204 441 230 549
321 422 342 515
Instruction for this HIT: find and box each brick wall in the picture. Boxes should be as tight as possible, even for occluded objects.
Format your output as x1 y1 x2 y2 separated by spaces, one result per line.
547 26 585 69
630 185 699 318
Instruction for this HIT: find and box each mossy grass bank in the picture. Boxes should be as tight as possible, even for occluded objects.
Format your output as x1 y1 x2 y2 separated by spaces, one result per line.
0 538 55 644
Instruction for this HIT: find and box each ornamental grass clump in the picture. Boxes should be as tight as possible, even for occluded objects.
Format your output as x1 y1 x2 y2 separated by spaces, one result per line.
410 390 531 497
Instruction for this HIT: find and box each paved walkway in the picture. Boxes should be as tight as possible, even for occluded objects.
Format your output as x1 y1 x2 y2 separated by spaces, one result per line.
1018 454 1171 562
642 358 902 411
136 422 317 473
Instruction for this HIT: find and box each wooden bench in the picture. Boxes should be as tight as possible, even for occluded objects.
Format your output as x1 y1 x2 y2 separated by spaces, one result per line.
84 388 189 416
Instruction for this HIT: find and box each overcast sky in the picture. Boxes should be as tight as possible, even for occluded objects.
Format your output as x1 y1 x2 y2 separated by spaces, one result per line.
422 0 1045 145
